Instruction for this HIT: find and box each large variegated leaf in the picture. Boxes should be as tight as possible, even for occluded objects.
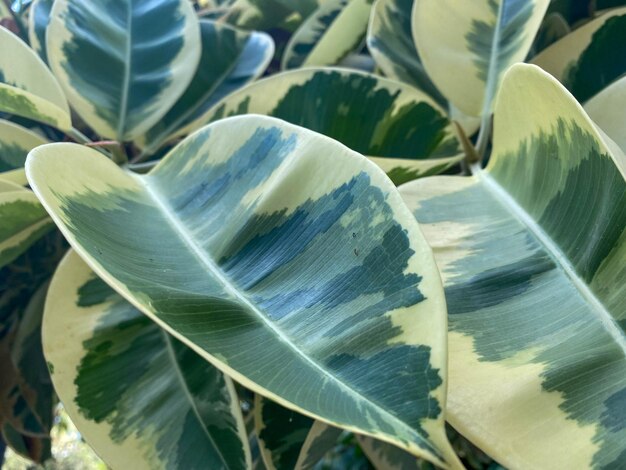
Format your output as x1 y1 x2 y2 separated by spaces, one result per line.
255 396 342 470
413 0 549 117
0 26 71 130
0 189 53 269
28 0 53 62
400 63 626 469
45 250 251 469
0 119 47 174
585 76 626 153
182 68 463 184
367 0 444 105
28 115 459 468
282 0 372 70
138 19 274 156
533 7 626 103
47 0 201 142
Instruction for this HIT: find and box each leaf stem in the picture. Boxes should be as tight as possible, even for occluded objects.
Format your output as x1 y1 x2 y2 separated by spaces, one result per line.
475 115 493 165
66 127 92 144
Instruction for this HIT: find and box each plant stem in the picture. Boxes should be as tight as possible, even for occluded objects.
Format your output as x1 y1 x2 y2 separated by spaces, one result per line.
475 115 493 165
66 127 93 144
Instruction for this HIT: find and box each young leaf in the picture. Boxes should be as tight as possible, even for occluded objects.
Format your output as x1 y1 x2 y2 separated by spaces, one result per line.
44 250 251 469
28 115 459 468
412 0 549 117
183 68 463 184
400 64 626 469
0 26 71 130
46 0 201 142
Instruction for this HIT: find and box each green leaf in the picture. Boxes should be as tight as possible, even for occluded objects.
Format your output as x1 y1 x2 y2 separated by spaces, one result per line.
44 250 251 469
533 7 626 103
0 119 47 174
413 0 549 117
255 395 342 470
400 64 626 469
28 0 53 63
182 68 463 183
0 26 71 130
585 75 626 153
282 0 372 70
28 115 459 468
0 189 53 269
138 19 274 155
46 0 202 141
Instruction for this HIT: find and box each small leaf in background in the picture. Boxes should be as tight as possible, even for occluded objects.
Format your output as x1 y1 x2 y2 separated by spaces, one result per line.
46 0 202 141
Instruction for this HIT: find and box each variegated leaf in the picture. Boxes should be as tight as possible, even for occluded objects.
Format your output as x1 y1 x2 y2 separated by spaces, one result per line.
282 0 372 70
255 395 342 470
183 68 463 184
533 7 626 103
138 19 274 155
357 435 422 470
400 64 626 469
413 0 549 117
0 189 53 269
367 0 444 106
0 119 47 174
0 26 71 130
28 115 459 468
585 76 626 153
45 250 251 469
225 0 319 30
47 0 201 142
28 0 53 62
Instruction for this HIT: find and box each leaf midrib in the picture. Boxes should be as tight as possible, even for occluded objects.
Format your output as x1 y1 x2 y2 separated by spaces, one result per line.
474 165 626 353
130 171 437 459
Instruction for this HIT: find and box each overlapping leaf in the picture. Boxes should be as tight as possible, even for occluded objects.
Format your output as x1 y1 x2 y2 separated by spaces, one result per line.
0 185 52 269
413 0 549 117
282 0 372 70
139 19 274 155
28 0 53 62
533 7 626 102
47 0 201 141
0 119 47 185
400 64 626 469
28 115 458 468
44 250 251 469
0 26 71 130
183 68 463 184
585 76 626 153
255 396 342 470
